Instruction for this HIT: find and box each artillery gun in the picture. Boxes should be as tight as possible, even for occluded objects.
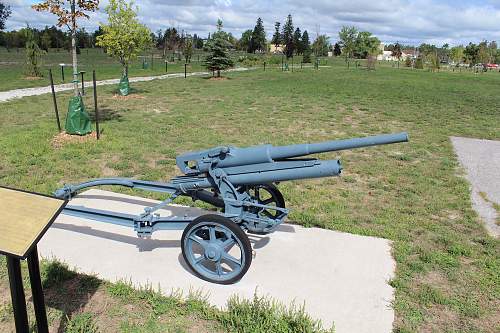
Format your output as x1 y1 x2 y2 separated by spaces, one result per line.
55 132 408 284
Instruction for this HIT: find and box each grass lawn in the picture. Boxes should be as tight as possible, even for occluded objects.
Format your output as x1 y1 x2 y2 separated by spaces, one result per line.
0 62 499 332
0 48 213 92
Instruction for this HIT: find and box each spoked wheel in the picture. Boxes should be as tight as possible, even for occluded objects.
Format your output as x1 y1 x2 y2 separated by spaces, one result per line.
246 184 285 219
181 214 252 284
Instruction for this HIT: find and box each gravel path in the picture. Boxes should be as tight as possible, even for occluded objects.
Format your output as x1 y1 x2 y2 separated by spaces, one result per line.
451 136 500 237
0 67 250 103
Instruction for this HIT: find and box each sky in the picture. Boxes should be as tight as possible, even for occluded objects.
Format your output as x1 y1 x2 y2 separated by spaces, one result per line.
3 0 500 46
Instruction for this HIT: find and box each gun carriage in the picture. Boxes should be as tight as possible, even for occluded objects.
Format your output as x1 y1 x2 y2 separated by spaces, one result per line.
54 132 408 284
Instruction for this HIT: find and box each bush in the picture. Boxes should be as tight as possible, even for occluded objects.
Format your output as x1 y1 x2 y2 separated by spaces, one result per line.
405 57 412 67
415 57 424 69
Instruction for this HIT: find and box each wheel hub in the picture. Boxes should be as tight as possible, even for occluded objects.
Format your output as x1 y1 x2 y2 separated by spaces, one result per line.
205 243 222 261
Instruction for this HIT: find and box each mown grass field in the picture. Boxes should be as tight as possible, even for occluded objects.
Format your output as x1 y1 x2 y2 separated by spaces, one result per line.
0 62 499 332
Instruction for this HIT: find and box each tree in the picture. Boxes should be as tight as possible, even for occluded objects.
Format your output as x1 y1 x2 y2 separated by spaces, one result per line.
301 30 311 62
392 42 402 61
0 2 11 30
293 27 302 54
333 42 341 56
239 29 252 52
97 0 151 76
354 31 380 59
41 30 52 51
204 19 234 77
24 26 45 77
312 35 330 57
271 21 281 48
249 17 266 53
282 14 294 58
33 0 99 96
477 41 490 63
183 35 193 63
464 42 479 66
450 46 464 64
338 25 357 60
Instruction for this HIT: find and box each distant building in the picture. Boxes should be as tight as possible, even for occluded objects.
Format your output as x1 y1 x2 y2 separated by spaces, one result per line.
376 42 418 61
269 44 284 54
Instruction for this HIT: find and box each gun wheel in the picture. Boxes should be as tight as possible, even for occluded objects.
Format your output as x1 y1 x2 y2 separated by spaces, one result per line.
247 184 285 219
181 214 252 284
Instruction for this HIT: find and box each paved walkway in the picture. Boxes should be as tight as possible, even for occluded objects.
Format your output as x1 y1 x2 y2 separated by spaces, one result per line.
451 137 500 237
0 67 250 103
39 189 396 333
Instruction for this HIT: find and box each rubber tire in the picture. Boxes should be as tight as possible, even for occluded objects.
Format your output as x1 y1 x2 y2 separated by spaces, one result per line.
181 214 252 285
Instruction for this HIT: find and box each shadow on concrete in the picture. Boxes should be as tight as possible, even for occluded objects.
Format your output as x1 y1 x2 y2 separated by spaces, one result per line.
52 222 181 252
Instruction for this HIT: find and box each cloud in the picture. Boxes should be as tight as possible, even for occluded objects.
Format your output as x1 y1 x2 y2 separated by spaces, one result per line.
4 0 500 45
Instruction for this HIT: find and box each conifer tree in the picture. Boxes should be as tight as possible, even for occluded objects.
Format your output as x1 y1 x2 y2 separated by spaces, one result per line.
205 19 234 77
282 14 294 58
302 30 311 63
249 17 266 53
271 21 281 49
293 27 302 54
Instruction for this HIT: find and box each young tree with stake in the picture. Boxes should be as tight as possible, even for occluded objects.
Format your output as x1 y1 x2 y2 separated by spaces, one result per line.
33 0 99 135
96 0 152 96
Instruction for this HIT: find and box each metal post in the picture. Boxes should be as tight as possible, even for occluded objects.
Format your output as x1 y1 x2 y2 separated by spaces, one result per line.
263 62 266 71
93 70 100 140
165 60 168 73
7 257 29 333
49 69 61 132
281 55 284 71
184 63 187 78
80 71 85 95
27 247 49 333
151 52 154 70
291 56 294 72
60 64 65 81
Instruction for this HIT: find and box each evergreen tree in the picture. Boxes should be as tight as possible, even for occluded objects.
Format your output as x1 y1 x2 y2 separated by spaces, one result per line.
249 17 266 53
333 42 341 56
205 19 234 77
301 30 311 63
293 27 302 54
282 14 294 58
271 21 281 48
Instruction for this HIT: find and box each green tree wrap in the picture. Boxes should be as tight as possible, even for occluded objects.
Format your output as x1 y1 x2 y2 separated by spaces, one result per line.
65 95 92 135
118 74 130 96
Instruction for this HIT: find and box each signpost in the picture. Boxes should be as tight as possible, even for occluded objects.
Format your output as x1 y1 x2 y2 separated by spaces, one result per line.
0 186 67 333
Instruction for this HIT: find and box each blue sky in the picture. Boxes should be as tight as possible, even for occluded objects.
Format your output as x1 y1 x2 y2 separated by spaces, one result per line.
4 0 500 46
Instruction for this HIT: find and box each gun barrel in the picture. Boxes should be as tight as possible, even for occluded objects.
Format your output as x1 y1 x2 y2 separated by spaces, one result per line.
270 132 408 160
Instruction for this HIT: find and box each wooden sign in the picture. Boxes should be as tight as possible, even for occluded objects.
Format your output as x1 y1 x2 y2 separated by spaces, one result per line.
0 186 67 258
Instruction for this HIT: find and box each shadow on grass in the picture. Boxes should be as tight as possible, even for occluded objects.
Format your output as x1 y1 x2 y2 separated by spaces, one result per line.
88 108 122 122
41 261 101 333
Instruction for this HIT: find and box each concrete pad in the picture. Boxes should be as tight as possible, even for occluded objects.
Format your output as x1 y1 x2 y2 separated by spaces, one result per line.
451 137 500 237
38 189 395 333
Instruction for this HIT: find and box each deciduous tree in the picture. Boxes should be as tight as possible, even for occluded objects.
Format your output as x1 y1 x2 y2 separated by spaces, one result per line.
96 0 152 77
0 2 11 31
338 25 357 60
33 0 99 96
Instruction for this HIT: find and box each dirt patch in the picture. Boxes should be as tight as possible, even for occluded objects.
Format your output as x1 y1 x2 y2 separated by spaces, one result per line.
112 94 145 100
51 131 98 149
24 76 43 81
208 77 229 81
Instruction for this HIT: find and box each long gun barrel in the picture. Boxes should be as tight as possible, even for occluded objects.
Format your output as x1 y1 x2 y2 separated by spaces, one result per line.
269 132 409 159
176 132 409 174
